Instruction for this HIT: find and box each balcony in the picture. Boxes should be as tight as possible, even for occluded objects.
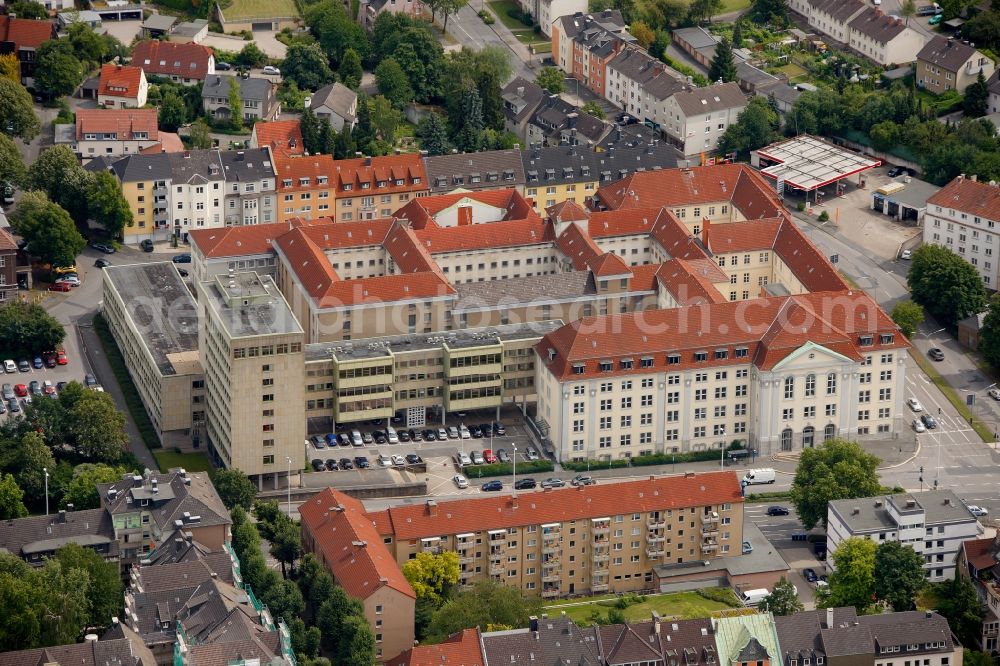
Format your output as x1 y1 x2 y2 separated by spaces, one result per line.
592 526 610 537
701 512 719 525
592 565 609 576
646 545 665 558
702 527 719 537
647 533 666 544
459 554 475 564
542 573 561 583
648 518 666 529
541 588 561 598
592 552 609 563
701 541 718 553
542 532 561 543
591 582 609 592
489 563 504 576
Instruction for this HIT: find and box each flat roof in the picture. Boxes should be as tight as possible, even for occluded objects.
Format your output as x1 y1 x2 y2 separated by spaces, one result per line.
878 177 941 209
103 262 199 376
453 271 599 312
200 271 302 339
829 489 976 532
754 135 881 191
304 321 563 362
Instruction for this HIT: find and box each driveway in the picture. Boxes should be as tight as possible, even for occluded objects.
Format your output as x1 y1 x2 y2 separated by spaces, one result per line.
200 32 288 59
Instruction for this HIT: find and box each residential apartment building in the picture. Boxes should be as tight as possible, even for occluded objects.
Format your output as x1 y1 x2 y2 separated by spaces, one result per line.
424 148 526 194
660 82 747 157
98 62 149 108
988 70 1000 114
524 94 611 147
847 8 927 66
0 14 53 88
310 81 358 131
551 11 634 99
958 536 1000 652
0 629 156 666
167 150 226 241
87 152 170 243
807 0 867 44
300 488 416 664
250 118 304 157
923 174 1000 289
219 148 277 226
131 40 215 84
72 108 160 160
0 227 19 302
502 77 548 140
525 0 586 37
201 74 278 122
605 47 691 132
827 490 980 581
197 271 305 487
918 36 995 94
102 262 204 445
357 0 423 31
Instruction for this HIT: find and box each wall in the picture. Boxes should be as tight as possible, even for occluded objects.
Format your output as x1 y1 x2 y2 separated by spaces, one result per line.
365 586 415 663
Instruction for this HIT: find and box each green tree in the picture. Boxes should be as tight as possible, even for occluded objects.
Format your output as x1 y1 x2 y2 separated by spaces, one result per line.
55 543 122 628
907 243 989 328
477 69 505 131
212 468 258 510
158 91 188 132
89 170 134 239
417 112 450 156
0 53 20 84
261 577 306 619
936 575 984 646
66 23 107 66
10 192 86 268
236 42 268 69
536 66 564 94
426 579 542 643
338 48 363 89
316 585 364 652
869 120 900 152
402 551 460 606
900 0 917 24
354 95 374 148
0 133 26 193
26 145 91 224
368 95 401 145
439 0 469 33
34 40 86 98
282 42 335 91
718 96 780 157
304 0 371 67
61 464 129 510
688 0 723 22
964 72 989 118
189 119 214 149
749 0 788 24
36 558 92 647
732 19 744 48
228 77 244 132
824 537 877 612
0 78 40 140
964 651 993 666
0 568 42 650
0 473 28 519
4 431 55 508
759 577 804 616
7 0 49 19
874 541 925 611
270 519 303 578
708 37 737 83
790 438 882 531
66 391 128 462
630 20 655 48
0 300 66 362
890 300 924 339
582 101 606 120
454 86 484 153
333 125 355 159
376 57 414 109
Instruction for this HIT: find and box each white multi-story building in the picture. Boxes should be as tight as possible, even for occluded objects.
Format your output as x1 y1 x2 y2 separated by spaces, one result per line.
848 8 927 66
827 490 980 581
923 174 1000 289
605 47 691 132
807 0 867 44
167 151 226 241
219 148 277 227
661 82 747 157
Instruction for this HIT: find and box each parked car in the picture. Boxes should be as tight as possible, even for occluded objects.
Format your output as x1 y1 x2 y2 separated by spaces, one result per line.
171 253 192 264
928 12 943 24
571 474 596 486
514 478 537 490
455 452 472 467
913 418 926 433
84 374 98 387
422 429 437 441
968 504 989 517
56 350 68 365
928 347 945 361
493 422 506 435
470 425 483 438
438 427 450 440
482 449 497 464
53 265 77 275
339 458 354 469
405 453 422 464
766 506 790 516
496 448 510 463
907 397 923 412
921 413 938 429
803 568 819 583
989 388 1000 401
13 384 27 397
524 447 540 461
377 454 392 467
391 455 406 467
541 477 565 488
29 380 41 396
91 242 115 254
354 456 370 469
3 360 15 373
470 450 485 465
447 426 460 439
140 239 154 253
453 474 469 489
17 360 29 372
42 352 56 368
325 459 338 471
216 61 232 70
32 356 42 369
1 384 12 400
481 480 503 492
8 398 20 413
311 459 325 471
48 282 72 293
742 541 753 554
899 249 912 260
361 432 374 444
262 65 281 75
887 166 905 177
55 275 81 287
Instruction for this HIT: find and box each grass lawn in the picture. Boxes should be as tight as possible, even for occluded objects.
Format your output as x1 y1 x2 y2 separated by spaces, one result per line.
487 0 529 30
223 0 299 20
544 590 737 627
153 449 212 473
775 62 808 82
718 0 750 12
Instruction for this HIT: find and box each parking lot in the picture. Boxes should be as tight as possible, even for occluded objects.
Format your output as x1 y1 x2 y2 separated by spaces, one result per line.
0 350 90 421
745 502 826 609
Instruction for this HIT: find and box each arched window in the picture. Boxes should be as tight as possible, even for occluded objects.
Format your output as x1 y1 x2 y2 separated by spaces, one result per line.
802 426 815 448
805 374 816 397
784 376 795 399
781 428 793 451
824 423 836 441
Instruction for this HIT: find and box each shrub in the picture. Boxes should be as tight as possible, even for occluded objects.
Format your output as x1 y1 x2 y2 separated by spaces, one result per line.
561 444 744 472
697 587 740 606
796 201 806 211
478 9 494 23
463 459 554 477
521 11 533 25
818 210 829 222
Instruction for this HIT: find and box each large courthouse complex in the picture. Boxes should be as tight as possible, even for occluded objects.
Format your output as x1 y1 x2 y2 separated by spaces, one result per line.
103 162 909 487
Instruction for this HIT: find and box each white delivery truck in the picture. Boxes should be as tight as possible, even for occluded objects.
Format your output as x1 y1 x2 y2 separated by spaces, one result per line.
740 588 771 606
743 468 776 485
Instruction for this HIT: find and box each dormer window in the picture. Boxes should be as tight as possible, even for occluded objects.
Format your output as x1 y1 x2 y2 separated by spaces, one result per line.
395 179 404 186
282 179 292 187
343 183 353 191
668 353 680 365
545 168 556 180
694 351 708 362
318 176 328 185
572 363 585 374
361 182 370 189
503 170 514 180
298 177 309 186
376 180 387 188
859 334 873 346
880 333 895 344
598 360 613 372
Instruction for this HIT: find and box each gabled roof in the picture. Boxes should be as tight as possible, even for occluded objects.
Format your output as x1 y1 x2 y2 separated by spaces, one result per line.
98 469 231 533
415 216 552 254
132 40 214 80
76 108 158 140
425 149 527 193
656 258 728 305
251 119 304 156
502 76 546 123
0 507 117 559
299 488 416 601
98 63 145 99
0 15 53 50
0 635 155 666
849 7 909 43
811 0 866 22
927 174 1000 220
396 189 536 228
201 74 272 102
670 82 747 117
310 81 357 121
387 628 484 666
917 35 984 72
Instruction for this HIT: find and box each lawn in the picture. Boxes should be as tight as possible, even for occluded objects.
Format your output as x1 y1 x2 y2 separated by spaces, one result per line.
153 449 212 473
544 590 738 627
222 0 299 20
775 62 809 83
718 0 750 12
487 0 529 31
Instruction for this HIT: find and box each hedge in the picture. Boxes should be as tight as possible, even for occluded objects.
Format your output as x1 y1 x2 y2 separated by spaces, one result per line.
747 485 906 503
561 444 745 472
463 459 554 478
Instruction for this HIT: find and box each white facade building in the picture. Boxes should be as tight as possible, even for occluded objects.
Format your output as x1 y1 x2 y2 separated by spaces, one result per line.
923 174 1000 289
661 82 747 156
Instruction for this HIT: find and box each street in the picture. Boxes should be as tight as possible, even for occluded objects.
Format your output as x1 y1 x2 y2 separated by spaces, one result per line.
443 3 536 82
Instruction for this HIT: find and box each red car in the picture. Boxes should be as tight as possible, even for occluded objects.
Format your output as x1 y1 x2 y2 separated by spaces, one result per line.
55 350 67 365
13 384 27 397
48 283 72 292
482 449 498 464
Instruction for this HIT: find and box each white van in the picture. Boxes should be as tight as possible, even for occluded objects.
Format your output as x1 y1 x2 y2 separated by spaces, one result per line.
351 429 363 446
740 588 771 606
386 426 399 444
743 468 776 485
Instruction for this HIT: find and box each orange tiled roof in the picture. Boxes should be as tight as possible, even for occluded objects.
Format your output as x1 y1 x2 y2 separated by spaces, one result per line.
588 251 632 278
704 218 783 254
332 154 427 196
0 15 53 50
556 222 604 271
927 175 1000 222
648 209 710 261
400 189 536 227
299 488 415 601
274 154 338 191
655 259 728 306
587 208 663 238
546 199 590 224
962 538 997 571
76 107 157 140
273 225 341 299
372 472 744 541
98 63 144 99
383 222 441 274
772 217 849 292
317 271 455 308
386 629 484 666
191 221 299 259
132 40 214 80
626 263 660 292
414 217 552 254
252 119 304 157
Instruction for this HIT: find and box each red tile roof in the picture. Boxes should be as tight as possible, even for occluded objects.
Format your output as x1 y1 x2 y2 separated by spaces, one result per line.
299 488 415 601
274 226 341 299
332 154 427 197
546 199 590 224
317 272 455 308
252 119 304 157
0 15 53 50
772 217 849 292
190 221 309 258
704 219 783 254
387 629 484 666
588 250 632 278
415 217 552 254
927 175 1000 221
0 227 17 252
655 259 728 306
397 189 536 229
139 131 184 154
131 40 214 81
371 472 743 541
588 208 663 238
962 538 997 571
383 222 440 274
274 154 337 191
556 222 604 271
649 209 711 261
98 63 144 99
76 108 157 140
626 263 660 292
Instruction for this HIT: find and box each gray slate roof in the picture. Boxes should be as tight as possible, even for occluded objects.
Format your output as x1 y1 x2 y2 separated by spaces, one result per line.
0 508 118 561
167 149 225 184
849 7 908 43
98 469 231 534
424 149 526 193
609 47 691 101
918 35 983 72
521 144 680 188
219 147 275 182
775 608 859 665
672 82 747 116
0 636 155 666
100 153 172 183
858 611 955 652
503 76 546 124
482 618 601 666
201 74 272 102
310 81 357 121
673 26 719 50
135 555 236 593
555 10 626 40
812 0 866 22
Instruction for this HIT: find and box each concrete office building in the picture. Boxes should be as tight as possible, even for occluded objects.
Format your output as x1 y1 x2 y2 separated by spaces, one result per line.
827 490 981 581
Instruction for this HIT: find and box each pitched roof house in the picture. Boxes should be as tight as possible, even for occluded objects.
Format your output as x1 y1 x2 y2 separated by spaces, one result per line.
131 40 215 83
98 63 149 108
918 36 994 95
0 15 54 86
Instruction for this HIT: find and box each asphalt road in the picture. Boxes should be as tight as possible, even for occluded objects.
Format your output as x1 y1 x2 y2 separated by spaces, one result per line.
445 3 536 83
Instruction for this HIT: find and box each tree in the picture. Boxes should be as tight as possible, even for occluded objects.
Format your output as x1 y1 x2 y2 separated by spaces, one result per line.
630 20 655 48
426 580 542 643
874 541 925 611
417 112 450 156
718 96 780 157
582 101 606 120
376 57 414 109
5 431 55 508
270 520 303 578
283 43 335 92
0 133 26 193
964 651 993 666
55 543 122 628
708 37 737 83
368 95 401 145
869 120 900 152
790 438 882 531
10 192 85 268
261 578 305 619
26 145 91 224
66 23 107 67
439 0 469 33
88 170 133 239
824 537 877 613
688 0 723 22
7 0 49 19
478 69 505 131
454 86 484 153
749 0 788 24
732 19 744 48
0 300 66 363
338 48 363 90
66 391 128 462
964 72 989 118
236 42 268 69
333 125 355 159
227 77 244 132
355 95 374 148
189 119 213 149
0 54 19 84
304 0 371 67
900 0 916 24
34 40 85 98
758 577 803 616
936 575 984 646
0 78 40 141
61 464 129 510
891 300 924 339
158 91 188 132
212 468 258 510
0 474 28 519
908 243 988 328
537 66 564 94
402 551 460 606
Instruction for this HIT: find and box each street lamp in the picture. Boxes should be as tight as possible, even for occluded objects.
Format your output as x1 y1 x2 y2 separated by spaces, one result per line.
43 467 49 516
286 456 293 517
512 444 517 491
718 431 727 469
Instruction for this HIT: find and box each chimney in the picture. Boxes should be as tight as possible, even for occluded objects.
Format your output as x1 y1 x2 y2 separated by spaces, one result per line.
701 218 711 247
175 538 185 553
426 499 438 517
826 607 834 629
529 616 539 631
517 86 525 96
653 611 662 634
66 503 74 512
58 510 66 524
971 174 978 182
457 206 473 227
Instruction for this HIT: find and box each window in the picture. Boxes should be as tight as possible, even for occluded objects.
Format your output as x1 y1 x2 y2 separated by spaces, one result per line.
827 372 837 395
805 374 815 396
782 408 794 420
784 376 794 399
